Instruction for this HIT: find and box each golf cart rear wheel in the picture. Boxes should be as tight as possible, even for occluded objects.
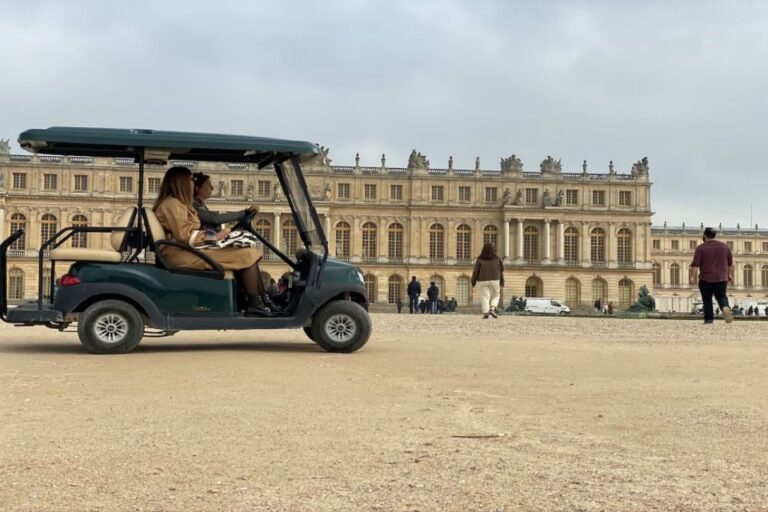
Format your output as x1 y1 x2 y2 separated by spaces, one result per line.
77 300 145 354
310 300 371 353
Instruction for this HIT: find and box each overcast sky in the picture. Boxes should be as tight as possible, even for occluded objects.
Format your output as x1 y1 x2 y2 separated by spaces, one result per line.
1 0 766 227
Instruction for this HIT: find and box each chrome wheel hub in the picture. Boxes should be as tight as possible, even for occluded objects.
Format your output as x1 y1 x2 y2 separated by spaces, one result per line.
325 314 357 343
94 313 129 344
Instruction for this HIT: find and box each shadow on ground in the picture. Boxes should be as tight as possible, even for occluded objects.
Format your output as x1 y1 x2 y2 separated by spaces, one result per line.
0 341 323 355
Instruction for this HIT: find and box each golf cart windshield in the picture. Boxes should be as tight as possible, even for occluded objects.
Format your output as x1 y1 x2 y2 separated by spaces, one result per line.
278 157 325 253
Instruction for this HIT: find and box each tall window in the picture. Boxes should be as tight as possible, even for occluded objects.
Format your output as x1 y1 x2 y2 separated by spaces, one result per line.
362 222 377 260
429 224 444 260
744 241 753 253
431 185 444 201
456 224 472 261
618 278 634 308
147 177 161 193
670 263 680 286
689 240 697 250
9 213 26 251
592 190 606 206
744 265 754 287
617 228 632 263
119 176 133 193
652 263 662 285
364 274 377 304
335 222 351 260
525 276 542 297
591 278 607 303
390 184 403 200
74 174 89 192
484 187 498 203
254 219 271 257
12 173 27 189
565 278 581 306
458 186 471 202
653 239 661 250
523 226 539 261
388 223 403 261
762 265 768 287
43 174 58 190
337 183 350 199
364 184 377 199
40 214 58 244
618 191 632 206
564 227 579 263
566 189 578 205
671 240 680 250
483 225 498 250
71 215 88 248
282 219 298 255
388 275 403 304
231 180 244 196
258 180 271 197
590 228 606 263
525 188 538 204
8 268 24 300
456 276 471 306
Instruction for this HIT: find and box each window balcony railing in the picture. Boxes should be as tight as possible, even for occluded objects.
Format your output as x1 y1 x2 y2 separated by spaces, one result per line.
429 258 446 265
525 259 542 265
361 256 378 264
7 249 26 257
590 261 608 269
617 262 635 269
335 255 350 262
564 260 580 266
456 258 473 266
387 257 404 264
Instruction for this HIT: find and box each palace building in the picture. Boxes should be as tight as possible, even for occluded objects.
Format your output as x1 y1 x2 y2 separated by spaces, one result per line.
1 142 661 310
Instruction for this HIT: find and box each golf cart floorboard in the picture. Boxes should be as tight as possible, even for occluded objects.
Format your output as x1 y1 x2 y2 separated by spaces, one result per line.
165 314 307 330
6 302 63 325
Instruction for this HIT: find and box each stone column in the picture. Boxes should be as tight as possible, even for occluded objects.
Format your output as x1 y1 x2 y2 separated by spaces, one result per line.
323 214 331 244
581 222 590 266
273 212 281 252
543 219 551 263
557 221 565 262
515 219 524 260
0 206 5 240
607 222 616 267
503 219 510 259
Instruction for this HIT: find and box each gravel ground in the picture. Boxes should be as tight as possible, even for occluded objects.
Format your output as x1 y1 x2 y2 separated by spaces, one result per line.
1 313 767 511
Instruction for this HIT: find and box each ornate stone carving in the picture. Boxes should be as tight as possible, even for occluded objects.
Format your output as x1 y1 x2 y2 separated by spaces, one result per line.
540 155 562 173
502 188 513 206
514 189 523 205
631 157 649 176
556 189 564 206
324 182 332 201
0 139 10 155
500 154 523 173
273 182 282 201
407 150 430 170
246 182 255 201
448 156 454 170
381 153 386 167
543 189 553 206
217 180 226 197
355 153 360 167
475 156 480 171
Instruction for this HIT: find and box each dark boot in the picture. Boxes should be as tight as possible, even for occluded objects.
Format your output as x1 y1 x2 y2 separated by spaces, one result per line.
246 294 276 316
261 293 283 313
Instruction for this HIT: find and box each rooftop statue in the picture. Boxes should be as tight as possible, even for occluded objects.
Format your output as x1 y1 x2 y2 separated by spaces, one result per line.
500 154 523 173
407 149 430 170
0 139 10 155
631 156 649 176
540 155 562 173
310 145 332 167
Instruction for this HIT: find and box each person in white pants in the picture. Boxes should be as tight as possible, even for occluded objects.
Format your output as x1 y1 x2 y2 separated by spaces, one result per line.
471 243 505 319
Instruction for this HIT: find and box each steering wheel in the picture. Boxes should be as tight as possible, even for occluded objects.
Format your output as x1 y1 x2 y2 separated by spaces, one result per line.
234 209 258 232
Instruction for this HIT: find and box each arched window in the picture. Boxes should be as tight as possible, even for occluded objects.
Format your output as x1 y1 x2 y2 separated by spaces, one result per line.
670 263 680 286
744 265 754 287
362 222 377 261
565 278 581 306
617 228 632 263
254 218 272 258
591 278 607 303
762 265 768 287
524 226 539 261
364 274 377 303
71 214 88 248
9 213 26 252
482 225 498 250
456 224 472 261
429 224 444 260
8 268 24 300
282 218 298 255
429 275 444 299
335 222 351 260
456 276 471 307
564 227 579 263
618 278 634 308
525 276 543 297
590 228 606 263
388 275 404 304
41 214 58 249
652 263 662 286
388 223 404 262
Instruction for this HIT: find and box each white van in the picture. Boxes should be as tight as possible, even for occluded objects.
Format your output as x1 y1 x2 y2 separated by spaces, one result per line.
524 298 571 315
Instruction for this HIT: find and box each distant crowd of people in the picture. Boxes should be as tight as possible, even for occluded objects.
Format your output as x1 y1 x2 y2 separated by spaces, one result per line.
593 298 614 315
397 276 457 314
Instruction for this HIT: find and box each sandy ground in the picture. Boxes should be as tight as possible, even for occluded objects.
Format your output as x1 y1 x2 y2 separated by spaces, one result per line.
1 313 767 512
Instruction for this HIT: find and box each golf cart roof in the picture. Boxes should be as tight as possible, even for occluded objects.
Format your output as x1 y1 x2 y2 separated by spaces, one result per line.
18 126 320 164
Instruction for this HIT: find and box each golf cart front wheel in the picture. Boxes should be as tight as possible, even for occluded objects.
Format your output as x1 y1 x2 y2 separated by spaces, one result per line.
77 300 145 354
310 301 371 353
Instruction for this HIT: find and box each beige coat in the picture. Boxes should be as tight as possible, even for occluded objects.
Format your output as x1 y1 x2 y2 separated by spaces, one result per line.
154 197 262 270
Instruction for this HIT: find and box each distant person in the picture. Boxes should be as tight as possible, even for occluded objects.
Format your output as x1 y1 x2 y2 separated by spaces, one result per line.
689 227 733 324
427 281 440 314
471 242 504 319
607 301 614 315
747 305 754 316
407 276 421 314
396 298 403 314
419 299 427 314
594 298 602 312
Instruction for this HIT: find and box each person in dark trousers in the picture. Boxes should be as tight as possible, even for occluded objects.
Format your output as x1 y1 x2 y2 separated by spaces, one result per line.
407 276 421 314
689 227 733 324
427 281 440 314
395 298 403 314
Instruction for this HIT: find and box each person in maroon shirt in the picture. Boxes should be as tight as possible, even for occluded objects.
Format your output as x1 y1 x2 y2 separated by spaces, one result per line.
689 227 734 324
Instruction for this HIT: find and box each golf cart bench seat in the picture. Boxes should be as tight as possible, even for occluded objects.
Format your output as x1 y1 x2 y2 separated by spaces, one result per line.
49 207 137 263
143 207 235 280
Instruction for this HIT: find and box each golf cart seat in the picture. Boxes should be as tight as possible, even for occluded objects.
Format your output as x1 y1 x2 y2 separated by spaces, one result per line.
49 207 136 262
142 207 235 280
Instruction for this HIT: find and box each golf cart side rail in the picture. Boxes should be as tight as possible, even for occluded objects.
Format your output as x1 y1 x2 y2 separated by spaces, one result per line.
1 229 25 322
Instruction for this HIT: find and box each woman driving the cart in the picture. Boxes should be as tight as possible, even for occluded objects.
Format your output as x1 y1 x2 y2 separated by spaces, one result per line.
192 171 258 235
153 166 279 315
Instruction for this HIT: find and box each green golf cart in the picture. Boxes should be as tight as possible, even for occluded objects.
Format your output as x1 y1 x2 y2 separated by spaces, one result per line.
0 127 371 353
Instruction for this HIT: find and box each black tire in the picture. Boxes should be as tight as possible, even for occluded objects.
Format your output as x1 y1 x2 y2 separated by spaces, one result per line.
310 300 372 353
77 300 145 354
303 326 317 342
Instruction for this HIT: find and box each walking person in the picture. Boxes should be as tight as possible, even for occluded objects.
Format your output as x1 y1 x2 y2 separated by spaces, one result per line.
471 243 504 319
689 227 733 324
407 276 421 314
395 298 403 314
427 281 440 314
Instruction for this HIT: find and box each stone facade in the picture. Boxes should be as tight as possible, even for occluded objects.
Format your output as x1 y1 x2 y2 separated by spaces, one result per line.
1 151 655 309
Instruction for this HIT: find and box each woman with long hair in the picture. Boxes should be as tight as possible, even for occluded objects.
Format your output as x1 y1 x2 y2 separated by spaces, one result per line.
153 166 277 315
470 242 504 319
191 172 257 235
